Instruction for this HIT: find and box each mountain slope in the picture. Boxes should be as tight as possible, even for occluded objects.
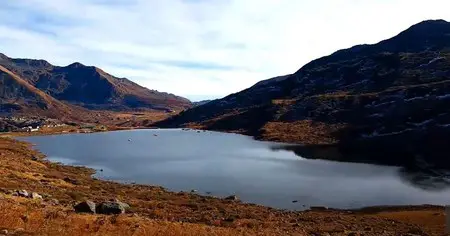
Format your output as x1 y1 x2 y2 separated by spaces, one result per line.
157 20 450 168
0 54 191 111
0 65 92 119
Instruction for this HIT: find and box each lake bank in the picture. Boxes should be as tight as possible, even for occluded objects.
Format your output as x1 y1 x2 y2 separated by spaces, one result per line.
20 129 450 211
0 134 446 235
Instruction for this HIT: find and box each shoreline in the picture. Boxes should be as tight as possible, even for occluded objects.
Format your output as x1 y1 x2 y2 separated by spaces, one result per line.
10 128 449 211
0 130 447 235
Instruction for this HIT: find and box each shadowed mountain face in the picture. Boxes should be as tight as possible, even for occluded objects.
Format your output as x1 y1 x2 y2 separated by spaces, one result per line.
0 54 191 111
157 20 450 168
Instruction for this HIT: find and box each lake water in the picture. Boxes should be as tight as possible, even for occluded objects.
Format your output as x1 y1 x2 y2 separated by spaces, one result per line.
20 129 450 210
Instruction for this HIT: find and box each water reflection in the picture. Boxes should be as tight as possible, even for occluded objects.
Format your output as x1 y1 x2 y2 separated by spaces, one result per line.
271 144 450 191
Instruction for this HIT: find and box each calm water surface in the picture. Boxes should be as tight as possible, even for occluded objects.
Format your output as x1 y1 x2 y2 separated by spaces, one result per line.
20 129 450 210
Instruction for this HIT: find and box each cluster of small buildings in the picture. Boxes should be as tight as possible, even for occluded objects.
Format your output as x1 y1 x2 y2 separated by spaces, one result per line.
0 116 67 132
21 126 40 132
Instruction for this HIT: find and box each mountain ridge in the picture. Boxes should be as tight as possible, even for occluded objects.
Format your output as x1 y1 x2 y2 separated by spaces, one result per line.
156 19 450 168
0 53 191 112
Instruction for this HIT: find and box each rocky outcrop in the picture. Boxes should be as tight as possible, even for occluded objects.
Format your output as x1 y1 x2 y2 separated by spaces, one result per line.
74 200 96 214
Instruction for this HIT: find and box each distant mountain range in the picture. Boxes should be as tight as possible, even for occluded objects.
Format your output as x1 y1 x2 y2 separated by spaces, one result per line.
0 54 191 118
157 20 450 168
192 100 212 107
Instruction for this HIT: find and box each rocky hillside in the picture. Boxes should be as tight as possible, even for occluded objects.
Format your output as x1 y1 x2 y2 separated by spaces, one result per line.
157 20 450 168
0 54 191 111
0 64 89 120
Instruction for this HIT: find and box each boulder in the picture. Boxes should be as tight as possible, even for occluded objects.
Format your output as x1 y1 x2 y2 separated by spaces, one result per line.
111 199 130 210
74 200 96 214
63 177 80 185
96 202 126 215
30 192 43 200
224 195 239 201
16 190 29 198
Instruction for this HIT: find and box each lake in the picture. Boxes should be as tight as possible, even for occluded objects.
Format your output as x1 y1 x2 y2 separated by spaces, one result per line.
20 129 450 210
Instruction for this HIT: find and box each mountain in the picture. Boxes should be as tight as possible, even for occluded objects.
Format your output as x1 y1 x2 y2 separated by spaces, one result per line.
0 64 86 119
157 20 450 168
192 100 212 107
0 54 191 111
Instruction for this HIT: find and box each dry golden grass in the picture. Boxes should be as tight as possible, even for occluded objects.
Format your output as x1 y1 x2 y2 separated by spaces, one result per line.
0 198 302 236
260 120 345 145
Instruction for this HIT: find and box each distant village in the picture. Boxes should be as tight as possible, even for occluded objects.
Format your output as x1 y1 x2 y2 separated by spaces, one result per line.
0 116 68 133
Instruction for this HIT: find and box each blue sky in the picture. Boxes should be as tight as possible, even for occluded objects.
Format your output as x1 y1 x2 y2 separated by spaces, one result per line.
0 0 449 101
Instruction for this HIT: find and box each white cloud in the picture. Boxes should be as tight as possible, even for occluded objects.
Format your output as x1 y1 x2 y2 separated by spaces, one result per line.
0 0 449 100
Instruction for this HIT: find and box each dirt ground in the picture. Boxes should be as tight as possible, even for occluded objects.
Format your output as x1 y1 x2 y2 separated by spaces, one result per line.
0 137 446 236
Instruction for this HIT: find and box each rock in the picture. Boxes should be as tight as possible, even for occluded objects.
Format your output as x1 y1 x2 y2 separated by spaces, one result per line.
0 229 8 235
113 199 130 210
190 189 198 193
292 200 298 203
224 195 238 201
48 199 60 205
30 192 43 200
17 190 29 198
310 206 328 211
31 156 38 161
63 177 80 185
74 200 96 214
96 202 126 215
347 232 358 236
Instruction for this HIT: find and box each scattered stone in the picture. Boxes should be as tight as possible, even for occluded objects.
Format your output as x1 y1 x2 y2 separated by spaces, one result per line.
17 190 29 198
48 199 60 205
63 177 80 185
30 192 43 200
190 189 198 193
224 195 239 201
20 215 28 222
311 232 330 236
74 200 96 214
310 206 328 211
96 201 126 215
406 228 426 235
31 156 39 161
112 199 130 210
41 193 52 199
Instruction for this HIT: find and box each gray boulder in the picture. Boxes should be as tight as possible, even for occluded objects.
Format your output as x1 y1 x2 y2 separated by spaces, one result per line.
224 195 239 201
74 200 96 214
17 190 29 198
96 201 126 215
